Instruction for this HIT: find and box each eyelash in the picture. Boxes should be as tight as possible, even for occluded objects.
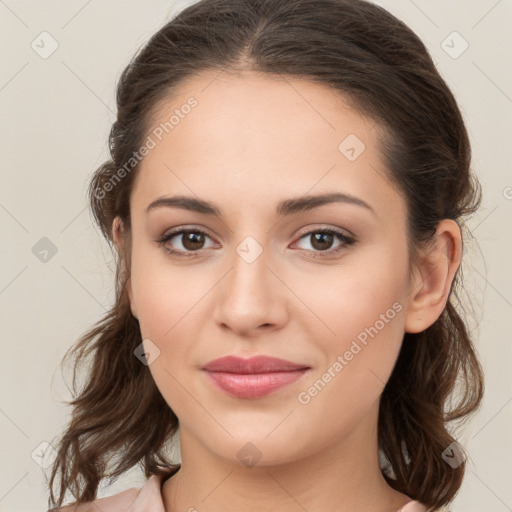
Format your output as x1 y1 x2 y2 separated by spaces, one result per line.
155 227 356 260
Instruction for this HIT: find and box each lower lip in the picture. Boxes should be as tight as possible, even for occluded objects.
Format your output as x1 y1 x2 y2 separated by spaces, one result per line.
203 369 309 398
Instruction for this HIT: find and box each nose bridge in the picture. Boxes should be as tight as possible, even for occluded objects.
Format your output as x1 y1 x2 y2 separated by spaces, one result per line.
214 231 285 333
229 233 272 305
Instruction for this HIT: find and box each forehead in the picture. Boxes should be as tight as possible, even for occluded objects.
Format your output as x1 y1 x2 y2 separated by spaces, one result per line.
131 70 402 223
146 69 372 155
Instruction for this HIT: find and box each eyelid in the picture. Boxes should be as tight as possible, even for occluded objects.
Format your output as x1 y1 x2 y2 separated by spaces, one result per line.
159 223 353 242
294 223 355 240
159 224 217 243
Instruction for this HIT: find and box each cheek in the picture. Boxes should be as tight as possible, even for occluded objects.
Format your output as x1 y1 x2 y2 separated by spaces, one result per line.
293 284 406 443
305 279 405 383
130 256 203 411
292 248 408 406
129 242 202 338
293 250 408 348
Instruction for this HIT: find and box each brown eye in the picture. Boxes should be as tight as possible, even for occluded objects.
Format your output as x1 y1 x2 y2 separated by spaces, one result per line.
156 228 216 257
310 232 335 251
181 231 206 251
293 228 355 258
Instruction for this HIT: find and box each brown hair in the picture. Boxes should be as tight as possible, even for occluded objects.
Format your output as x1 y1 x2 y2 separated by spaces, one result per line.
47 0 484 510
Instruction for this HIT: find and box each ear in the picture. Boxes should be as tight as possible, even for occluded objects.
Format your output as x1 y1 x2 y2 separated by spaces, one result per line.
112 217 138 320
404 219 462 333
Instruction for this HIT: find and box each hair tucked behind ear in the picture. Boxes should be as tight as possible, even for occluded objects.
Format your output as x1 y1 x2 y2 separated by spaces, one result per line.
47 0 484 509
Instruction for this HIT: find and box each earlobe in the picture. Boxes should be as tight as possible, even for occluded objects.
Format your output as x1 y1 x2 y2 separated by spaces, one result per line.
112 217 138 320
112 216 123 251
404 219 462 333
126 276 138 320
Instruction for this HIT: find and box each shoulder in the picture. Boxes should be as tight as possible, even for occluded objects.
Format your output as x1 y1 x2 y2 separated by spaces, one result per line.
47 466 179 512
398 500 451 512
398 500 427 512
47 486 141 512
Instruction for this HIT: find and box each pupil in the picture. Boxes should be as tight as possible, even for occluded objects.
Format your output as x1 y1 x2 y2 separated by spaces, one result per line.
184 232 204 250
312 232 332 250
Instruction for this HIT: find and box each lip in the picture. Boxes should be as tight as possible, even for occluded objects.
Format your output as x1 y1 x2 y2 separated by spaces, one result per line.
202 355 311 399
202 355 309 373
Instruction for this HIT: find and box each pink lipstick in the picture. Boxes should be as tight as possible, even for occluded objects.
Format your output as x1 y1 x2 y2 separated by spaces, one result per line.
202 355 310 399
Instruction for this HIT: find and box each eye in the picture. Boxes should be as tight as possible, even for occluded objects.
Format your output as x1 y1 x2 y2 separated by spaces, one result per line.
155 226 356 259
155 228 216 258
292 228 355 258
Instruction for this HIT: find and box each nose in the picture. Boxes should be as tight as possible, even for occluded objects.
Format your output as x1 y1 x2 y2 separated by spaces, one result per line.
213 242 289 337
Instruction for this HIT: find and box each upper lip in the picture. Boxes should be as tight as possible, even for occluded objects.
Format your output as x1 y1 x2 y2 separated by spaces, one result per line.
202 355 310 374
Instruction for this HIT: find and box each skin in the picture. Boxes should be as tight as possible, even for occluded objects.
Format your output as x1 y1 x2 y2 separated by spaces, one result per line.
113 70 462 512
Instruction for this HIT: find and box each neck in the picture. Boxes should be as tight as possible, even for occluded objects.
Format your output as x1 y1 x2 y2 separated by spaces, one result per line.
162 404 411 512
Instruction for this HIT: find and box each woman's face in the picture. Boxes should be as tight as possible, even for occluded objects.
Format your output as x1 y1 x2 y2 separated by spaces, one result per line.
122 70 417 466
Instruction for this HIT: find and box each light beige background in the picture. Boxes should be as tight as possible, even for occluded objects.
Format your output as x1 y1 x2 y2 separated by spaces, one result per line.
0 0 511 510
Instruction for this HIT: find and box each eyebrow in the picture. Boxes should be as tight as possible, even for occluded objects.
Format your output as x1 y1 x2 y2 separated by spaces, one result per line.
145 192 376 218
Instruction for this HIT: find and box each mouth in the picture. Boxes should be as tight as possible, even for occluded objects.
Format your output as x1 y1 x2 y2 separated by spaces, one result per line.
201 355 311 399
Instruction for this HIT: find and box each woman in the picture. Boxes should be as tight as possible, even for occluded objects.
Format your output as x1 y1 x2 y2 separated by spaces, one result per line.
47 0 484 511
